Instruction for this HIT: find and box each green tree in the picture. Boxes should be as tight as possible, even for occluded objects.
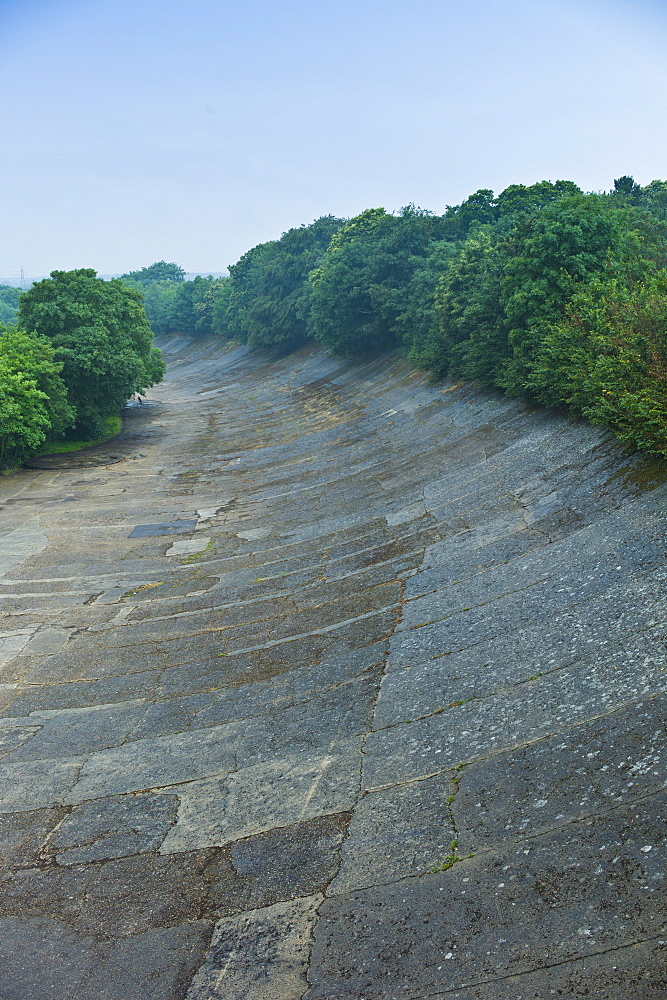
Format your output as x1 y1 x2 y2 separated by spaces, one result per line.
428 229 509 382
440 189 497 240
309 207 451 354
211 278 233 339
136 280 180 334
191 277 227 337
18 269 165 436
495 180 582 222
526 273 667 455
309 209 396 353
417 193 648 392
222 216 344 348
636 180 667 222
613 175 640 198
393 239 457 372
0 325 74 468
168 276 223 337
0 286 22 325
496 195 627 393
120 260 185 284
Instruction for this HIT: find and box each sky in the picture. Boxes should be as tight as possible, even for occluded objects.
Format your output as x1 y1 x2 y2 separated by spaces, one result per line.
0 0 666 281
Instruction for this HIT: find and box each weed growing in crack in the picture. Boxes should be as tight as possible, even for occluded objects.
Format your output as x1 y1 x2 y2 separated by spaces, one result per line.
121 581 165 600
434 697 474 714
433 764 474 873
433 841 474 873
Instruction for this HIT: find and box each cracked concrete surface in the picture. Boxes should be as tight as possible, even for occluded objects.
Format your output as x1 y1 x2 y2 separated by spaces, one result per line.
0 336 665 999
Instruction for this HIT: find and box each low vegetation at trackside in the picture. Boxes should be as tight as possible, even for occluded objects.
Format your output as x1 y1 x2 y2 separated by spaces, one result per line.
0 270 165 470
126 175 667 457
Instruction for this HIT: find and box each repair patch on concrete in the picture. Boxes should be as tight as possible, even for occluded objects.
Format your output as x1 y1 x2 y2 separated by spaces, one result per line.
166 537 211 556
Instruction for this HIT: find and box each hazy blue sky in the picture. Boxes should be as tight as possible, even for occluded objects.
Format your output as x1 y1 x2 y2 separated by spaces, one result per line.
1 0 666 280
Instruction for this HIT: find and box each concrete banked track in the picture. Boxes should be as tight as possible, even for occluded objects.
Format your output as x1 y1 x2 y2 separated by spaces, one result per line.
0 337 665 999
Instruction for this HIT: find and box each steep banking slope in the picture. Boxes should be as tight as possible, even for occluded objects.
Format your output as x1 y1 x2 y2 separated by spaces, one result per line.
0 337 664 999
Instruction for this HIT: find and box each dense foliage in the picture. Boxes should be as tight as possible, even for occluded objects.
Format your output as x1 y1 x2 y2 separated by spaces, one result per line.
0 326 74 467
8 174 661 471
204 175 667 457
18 269 165 438
0 285 21 324
220 216 343 348
121 269 225 338
120 260 186 284
0 270 165 468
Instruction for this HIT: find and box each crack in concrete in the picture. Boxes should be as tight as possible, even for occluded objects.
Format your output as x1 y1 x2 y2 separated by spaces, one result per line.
301 586 405 996
402 936 667 999
364 691 667 788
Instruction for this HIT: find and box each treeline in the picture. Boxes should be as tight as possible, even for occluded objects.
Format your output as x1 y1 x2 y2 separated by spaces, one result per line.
150 175 666 456
0 270 165 469
120 261 224 337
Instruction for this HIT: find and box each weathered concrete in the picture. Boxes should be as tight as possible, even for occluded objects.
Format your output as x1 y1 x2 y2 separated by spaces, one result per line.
0 337 665 998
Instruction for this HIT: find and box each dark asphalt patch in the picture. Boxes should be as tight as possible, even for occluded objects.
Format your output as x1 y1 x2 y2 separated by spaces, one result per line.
129 520 197 537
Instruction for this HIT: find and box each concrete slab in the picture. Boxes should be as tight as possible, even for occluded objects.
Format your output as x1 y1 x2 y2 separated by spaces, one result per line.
185 895 322 1000
65 725 238 804
0 917 212 1000
330 773 456 894
160 739 362 851
48 792 179 864
364 651 666 789
401 940 667 1000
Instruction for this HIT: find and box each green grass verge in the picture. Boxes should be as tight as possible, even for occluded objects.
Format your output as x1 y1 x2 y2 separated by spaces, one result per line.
37 415 122 455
